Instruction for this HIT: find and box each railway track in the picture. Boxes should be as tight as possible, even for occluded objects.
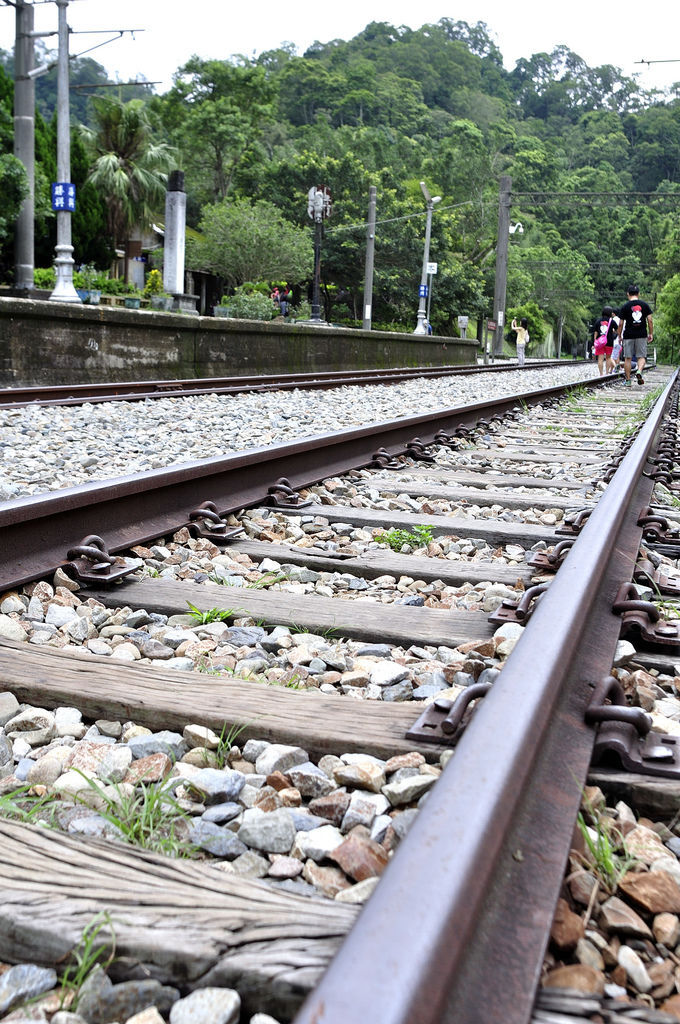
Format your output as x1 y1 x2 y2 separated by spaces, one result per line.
0 359 580 408
2 366 680 1024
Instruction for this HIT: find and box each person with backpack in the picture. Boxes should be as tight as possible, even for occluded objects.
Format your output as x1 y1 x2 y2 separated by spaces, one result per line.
616 284 653 386
593 305 617 376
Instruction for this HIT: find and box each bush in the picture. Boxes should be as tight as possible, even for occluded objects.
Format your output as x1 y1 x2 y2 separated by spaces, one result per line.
34 267 56 289
99 277 138 296
292 299 312 321
143 269 165 297
32 266 137 295
220 287 275 321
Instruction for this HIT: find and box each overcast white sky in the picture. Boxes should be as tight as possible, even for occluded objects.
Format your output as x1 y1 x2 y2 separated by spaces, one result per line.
1 0 679 95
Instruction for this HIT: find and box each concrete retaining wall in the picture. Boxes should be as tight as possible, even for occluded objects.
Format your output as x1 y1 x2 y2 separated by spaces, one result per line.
0 298 478 386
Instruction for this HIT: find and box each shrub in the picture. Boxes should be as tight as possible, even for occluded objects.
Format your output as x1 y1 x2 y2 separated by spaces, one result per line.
292 299 312 321
220 286 275 321
100 277 137 296
32 266 140 295
143 269 165 297
34 267 56 289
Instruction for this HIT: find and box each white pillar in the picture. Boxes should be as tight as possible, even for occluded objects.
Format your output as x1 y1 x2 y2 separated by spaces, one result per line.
50 0 79 302
163 170 186 296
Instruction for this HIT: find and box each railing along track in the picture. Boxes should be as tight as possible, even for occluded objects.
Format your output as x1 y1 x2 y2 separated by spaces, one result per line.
0 368 677 1024
0 359 582 408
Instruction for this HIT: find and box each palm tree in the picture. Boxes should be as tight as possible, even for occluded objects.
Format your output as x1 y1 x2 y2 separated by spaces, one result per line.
80 98 175 280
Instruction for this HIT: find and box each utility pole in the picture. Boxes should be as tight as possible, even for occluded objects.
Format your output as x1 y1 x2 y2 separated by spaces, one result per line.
414 181 440 335
491 175 512 356
14 0 35 294
50 0 78 302
362 184 376 331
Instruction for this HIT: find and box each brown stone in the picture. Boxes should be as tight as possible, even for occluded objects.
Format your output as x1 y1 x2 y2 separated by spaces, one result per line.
648 959 676 999
253 787 282 812
329 832 389 882
619 870 680 914
568 869 599 907
302 861 351 897
455 639 496 657
610 964 627 988
124 752 172 785
542 964 605 996
629 668 661 690
384 752 426 773
550 897 585 952
333 762 385 793
661 994 680 1021
308 791 351 827
67 741 115 774
654 912 680 948
266 770 292 791
278 787 302 807
624 825 670 865
598 896 652 939
582 786 606 813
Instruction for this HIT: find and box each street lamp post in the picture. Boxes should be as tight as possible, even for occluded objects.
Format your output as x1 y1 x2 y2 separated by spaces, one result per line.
413 181 440 335
307 185 331 324
50 0 79 303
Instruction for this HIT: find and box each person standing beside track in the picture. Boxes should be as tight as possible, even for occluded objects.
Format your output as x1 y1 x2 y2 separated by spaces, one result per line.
617 284 653 387
511 317 529 366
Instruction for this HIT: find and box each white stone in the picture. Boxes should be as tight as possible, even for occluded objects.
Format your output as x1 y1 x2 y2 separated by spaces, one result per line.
0 614 28 642
617 944 652 993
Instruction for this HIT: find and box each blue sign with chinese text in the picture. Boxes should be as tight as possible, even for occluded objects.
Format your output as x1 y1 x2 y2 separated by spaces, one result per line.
51 182 76 212
419 284 428 297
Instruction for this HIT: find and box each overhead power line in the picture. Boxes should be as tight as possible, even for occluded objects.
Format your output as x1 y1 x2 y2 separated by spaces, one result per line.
513 190 680 207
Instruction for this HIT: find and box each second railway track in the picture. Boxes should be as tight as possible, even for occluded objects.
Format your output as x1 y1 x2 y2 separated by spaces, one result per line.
3 365 680 1023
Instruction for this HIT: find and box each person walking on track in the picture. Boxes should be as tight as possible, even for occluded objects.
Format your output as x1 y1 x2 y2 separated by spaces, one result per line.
593 306 617 376
617 284 653 387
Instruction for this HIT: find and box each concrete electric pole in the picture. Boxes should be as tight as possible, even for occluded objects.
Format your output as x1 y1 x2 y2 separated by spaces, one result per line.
362 185 376 331
491 175 512 356
13 0 35 294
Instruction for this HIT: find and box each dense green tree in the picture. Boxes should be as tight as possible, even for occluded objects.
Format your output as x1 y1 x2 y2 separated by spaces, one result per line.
187 197 312 289
656 273 680 360
158 57 274 206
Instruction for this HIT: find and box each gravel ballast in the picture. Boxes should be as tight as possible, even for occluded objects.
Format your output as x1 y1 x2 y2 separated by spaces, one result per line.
0 364 598 500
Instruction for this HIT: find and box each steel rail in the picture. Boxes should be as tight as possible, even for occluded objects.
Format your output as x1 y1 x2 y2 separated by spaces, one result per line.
293 371 679 1024
0 360 582 408
0 375 608 591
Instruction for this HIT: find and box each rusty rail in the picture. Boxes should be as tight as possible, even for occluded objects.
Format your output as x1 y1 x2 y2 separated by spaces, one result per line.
0 359 583 408
293 372 678 1024
0 374 609 591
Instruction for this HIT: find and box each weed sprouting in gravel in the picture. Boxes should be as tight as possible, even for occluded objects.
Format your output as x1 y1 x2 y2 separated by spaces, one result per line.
59 913 116 1011
186 601 237 625
72 770 194 858
0 785 59 827
576 800 637 893
378 525 434 552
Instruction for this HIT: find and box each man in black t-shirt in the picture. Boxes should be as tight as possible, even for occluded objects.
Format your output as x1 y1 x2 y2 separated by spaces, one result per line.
616 284 653 386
